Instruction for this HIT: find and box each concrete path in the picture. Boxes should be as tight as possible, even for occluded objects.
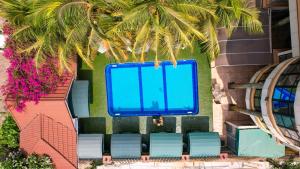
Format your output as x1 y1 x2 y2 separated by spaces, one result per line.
0 51 9 113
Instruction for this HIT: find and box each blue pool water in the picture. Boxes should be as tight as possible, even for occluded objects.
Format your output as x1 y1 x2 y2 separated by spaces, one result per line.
105 60 199 117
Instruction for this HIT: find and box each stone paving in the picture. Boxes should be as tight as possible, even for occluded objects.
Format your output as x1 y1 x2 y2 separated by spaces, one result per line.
0 51 8 113
211 62 264 135
92 161 270 169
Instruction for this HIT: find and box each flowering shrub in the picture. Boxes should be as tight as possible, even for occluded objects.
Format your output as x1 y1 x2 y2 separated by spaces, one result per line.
0 150 54 169
1 23 66 112
0 115 19 149
2 23 13 35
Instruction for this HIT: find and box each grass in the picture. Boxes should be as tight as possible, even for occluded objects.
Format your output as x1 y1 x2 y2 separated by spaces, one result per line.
78 44 213 133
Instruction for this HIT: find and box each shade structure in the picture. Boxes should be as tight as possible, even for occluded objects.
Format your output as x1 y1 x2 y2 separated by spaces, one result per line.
111 134 142 159
71 80 89 117
235 128 285 157
78 134 103 159
188 132 220 157
150 133 183 158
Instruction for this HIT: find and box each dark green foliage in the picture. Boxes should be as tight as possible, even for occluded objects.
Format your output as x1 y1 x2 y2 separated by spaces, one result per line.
0 116 53 169
87 160 103 169
0 150 54 169
267 157 300 169
0 115 19 148
0 115 19 161
0 149 25 169
26 153 54 169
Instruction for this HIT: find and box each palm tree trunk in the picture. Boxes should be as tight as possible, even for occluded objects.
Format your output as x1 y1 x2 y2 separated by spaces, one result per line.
229 104 262 118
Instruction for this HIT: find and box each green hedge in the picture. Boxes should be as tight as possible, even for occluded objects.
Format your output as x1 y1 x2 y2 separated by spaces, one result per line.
0 116 54 169
0 150 54 169
0 115 19 149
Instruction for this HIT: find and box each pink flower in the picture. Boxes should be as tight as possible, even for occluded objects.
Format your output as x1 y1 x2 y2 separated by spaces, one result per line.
3 47 14 59
1 32 64 112
2 23 13 35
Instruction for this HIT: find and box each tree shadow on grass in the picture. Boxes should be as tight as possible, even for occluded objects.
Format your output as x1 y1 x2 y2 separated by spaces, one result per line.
77 70 94 103
78 117 106 134
112 117 140 134
145 117 176 133
181 116 209 134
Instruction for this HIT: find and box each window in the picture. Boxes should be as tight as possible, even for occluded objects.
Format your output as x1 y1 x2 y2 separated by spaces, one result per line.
253 66 276 111
272 59 300 130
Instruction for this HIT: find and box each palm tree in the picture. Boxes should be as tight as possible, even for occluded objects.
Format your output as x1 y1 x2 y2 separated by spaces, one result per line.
0 0 263 71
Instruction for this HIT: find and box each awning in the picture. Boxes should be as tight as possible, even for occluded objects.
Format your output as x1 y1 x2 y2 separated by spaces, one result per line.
71 80 89 117
188 132 220 157
236 128 285 157
78 134 103 159
111 134 141 159
150 133 182 158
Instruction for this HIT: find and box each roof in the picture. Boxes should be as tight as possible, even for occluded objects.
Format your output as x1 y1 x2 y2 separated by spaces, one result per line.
6 60 78 169
150 133 182 158
188 132 220 157
71 80 90 117
20 114 77 168
236 128 285 158
215 10 273 66
111 134 141 159
78 134 103 159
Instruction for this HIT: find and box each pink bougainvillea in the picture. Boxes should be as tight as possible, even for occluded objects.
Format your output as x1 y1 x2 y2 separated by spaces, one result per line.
2 23 13 35
1 23 66 112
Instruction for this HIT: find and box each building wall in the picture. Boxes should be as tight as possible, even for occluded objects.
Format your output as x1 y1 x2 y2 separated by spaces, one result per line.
247 57 300 151
295 81 300 133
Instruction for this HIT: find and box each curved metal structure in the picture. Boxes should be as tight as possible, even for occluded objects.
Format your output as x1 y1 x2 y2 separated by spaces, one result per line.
245 57 300 151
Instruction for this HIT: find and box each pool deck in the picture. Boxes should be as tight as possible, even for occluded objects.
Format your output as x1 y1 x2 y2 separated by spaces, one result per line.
79 158 271 169
78 50 213 134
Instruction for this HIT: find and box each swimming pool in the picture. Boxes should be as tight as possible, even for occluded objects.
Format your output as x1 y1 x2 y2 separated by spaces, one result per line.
105 60 199 117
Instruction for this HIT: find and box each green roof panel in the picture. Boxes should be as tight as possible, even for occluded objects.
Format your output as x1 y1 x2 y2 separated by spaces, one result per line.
111 134 142 159
150 133 183 158
71 80 90 118
188 132 220 157
237 128 285 158
78 134 103 159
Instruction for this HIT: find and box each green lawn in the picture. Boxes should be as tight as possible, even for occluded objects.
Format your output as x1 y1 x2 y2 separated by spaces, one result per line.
78 44 212 133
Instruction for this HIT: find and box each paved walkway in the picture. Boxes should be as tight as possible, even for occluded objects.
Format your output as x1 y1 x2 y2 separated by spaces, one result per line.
91 161 270 169
0 51 9 113
211 62 264 135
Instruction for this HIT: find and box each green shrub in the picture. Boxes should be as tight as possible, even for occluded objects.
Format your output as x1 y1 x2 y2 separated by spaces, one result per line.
26 154 54 169
0 116 53 169
86 160 103 169
0 150 54 169
0 115 19 148
0 149 25 169
267 157 300 169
